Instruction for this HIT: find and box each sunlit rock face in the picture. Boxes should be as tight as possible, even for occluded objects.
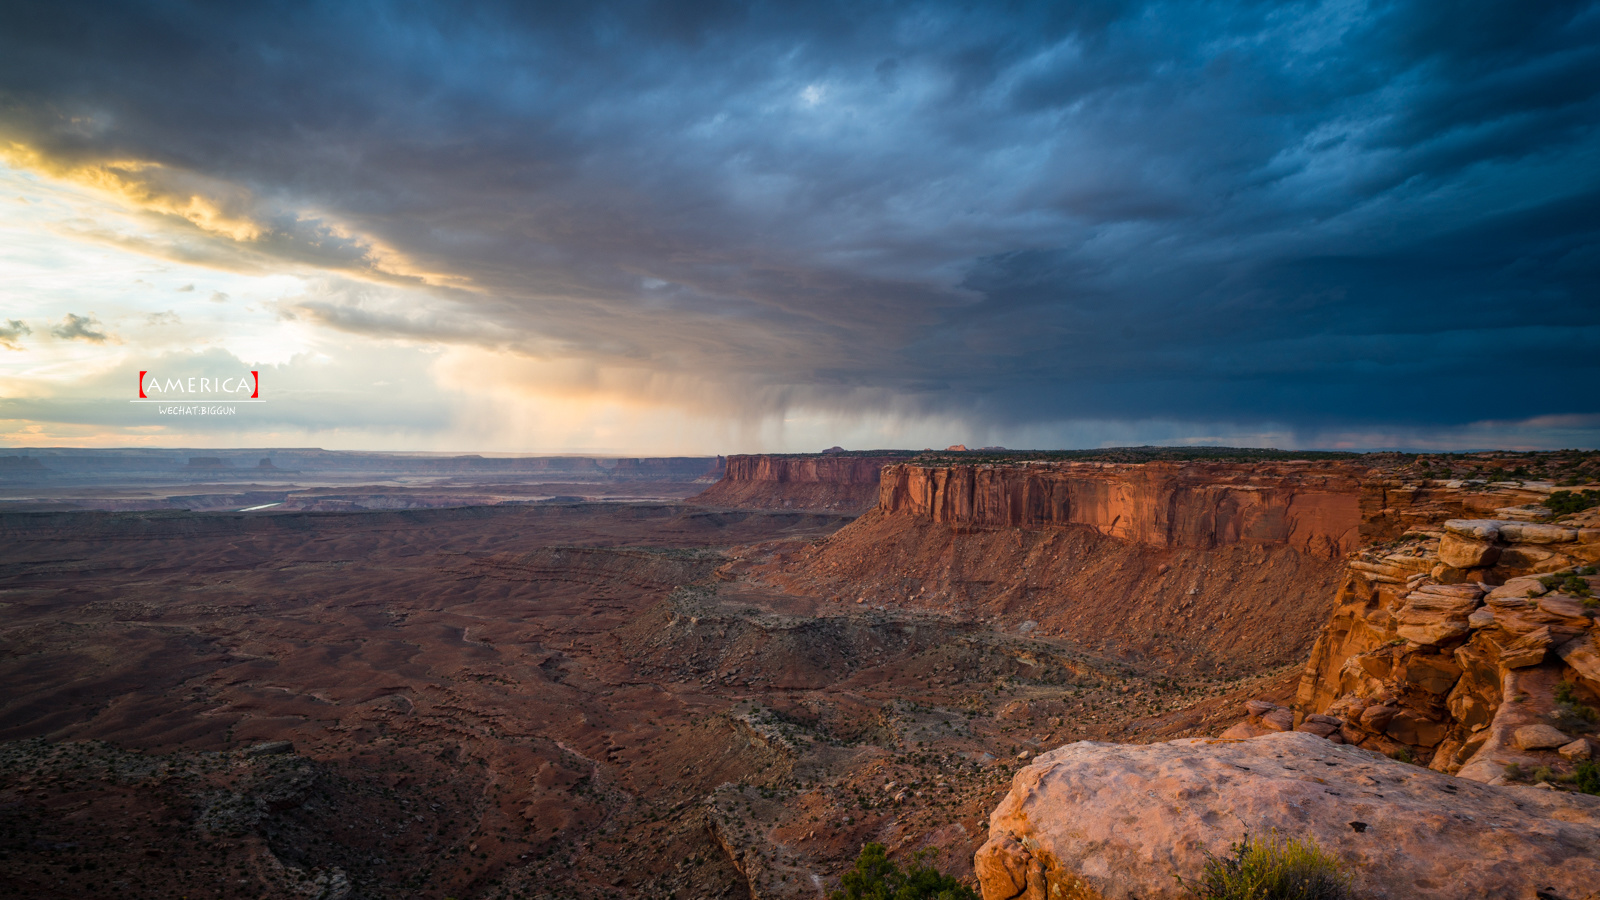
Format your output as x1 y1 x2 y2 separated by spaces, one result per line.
975 732 1600 900
1297 507 1600 780
878 461 1365 560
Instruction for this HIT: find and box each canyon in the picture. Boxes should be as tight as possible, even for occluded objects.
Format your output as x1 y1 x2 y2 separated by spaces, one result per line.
2 447 1597 899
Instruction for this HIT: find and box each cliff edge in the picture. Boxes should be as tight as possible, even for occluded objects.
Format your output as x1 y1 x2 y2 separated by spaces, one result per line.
879 460 1365 559
1289 503 1600 779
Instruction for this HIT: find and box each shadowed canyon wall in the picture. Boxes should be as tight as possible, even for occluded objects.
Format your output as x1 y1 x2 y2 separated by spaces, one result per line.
690 453 913 511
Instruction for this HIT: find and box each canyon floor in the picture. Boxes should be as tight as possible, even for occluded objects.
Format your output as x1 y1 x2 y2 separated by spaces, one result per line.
0 500 1289 900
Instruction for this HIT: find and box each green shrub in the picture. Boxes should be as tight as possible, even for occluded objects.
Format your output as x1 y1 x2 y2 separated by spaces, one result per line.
1180 833 1351 900
1576 760 1600 796
829 843 978 900
1504 762 1526 781
1544 489 1600 517
1555 700 1599 731
1557 681 1578 704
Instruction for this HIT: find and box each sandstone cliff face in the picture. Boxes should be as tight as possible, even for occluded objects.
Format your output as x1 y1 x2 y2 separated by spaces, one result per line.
878 461 1364 560
974 732 1600 900
690 454 911 511
764 461 1379 673
1295 503 1600 780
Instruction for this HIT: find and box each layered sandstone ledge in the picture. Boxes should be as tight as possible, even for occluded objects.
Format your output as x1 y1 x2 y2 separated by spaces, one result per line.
975 732 1600 900
689 453 912 511
878 461 1365 560
1292 507 1600 778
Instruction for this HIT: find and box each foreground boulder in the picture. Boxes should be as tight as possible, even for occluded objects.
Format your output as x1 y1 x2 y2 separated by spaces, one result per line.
974 732 1600 900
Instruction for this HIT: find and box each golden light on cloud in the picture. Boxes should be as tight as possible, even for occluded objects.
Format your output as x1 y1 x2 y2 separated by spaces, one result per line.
0 142 471 292
1 142 265 242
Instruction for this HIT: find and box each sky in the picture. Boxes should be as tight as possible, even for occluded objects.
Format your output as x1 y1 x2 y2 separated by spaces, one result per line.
0 0 1597 454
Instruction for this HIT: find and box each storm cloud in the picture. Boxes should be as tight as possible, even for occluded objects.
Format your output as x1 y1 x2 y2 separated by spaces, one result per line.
1 0 1596 446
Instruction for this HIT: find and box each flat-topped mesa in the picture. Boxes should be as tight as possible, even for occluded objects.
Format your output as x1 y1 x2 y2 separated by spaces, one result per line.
688 452 914 511
607 456 725 481
878 460 1366 560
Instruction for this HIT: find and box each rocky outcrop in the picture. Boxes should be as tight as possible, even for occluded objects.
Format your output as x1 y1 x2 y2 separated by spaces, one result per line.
878 461 1364 559
1357 478 1564 543
974 731 1600 900
690 453 912 511
1297 513 1600 780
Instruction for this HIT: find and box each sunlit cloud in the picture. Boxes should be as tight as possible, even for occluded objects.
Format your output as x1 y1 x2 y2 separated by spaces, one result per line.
0 143 266 241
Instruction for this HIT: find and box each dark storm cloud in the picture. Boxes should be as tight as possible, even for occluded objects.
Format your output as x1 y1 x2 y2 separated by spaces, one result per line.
1 0 1596 437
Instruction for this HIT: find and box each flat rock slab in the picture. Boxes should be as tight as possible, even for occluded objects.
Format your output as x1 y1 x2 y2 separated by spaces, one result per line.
1514 724 1572 751
975 731 1600 900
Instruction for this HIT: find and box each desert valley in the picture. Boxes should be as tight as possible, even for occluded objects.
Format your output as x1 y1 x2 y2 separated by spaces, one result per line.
2 447 1598 900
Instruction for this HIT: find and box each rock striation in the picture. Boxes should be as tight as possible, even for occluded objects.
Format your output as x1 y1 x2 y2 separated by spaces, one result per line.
878 461 1364 559
1296 512 1600 780
690 453 912 511
974 731 1600 900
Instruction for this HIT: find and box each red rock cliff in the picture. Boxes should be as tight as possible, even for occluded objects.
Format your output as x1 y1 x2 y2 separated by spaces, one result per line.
689 453 912 511
878 461 1365 560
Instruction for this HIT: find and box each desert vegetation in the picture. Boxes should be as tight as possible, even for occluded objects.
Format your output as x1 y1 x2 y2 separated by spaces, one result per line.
1180 834 1350 900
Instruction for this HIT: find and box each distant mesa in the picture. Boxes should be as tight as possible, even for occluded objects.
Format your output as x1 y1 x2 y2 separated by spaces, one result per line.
945 444 967 451
822 445 846 454
0 456 49 481
605 457 725 481
257 458 277 469
689 451 915 512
